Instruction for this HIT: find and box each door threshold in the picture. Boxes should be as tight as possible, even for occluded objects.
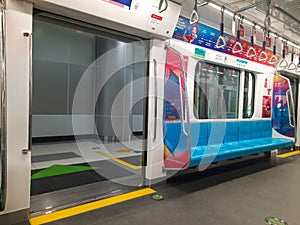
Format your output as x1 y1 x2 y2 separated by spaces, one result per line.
30 176 142 217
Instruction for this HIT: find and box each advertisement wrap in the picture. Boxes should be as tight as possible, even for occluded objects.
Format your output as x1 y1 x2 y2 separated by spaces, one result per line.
163 49 190 169
272 74 295 138
172 16 277 66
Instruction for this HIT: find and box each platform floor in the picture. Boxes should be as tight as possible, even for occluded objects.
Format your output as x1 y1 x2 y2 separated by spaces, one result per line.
31 139 143 170
28 154 300 225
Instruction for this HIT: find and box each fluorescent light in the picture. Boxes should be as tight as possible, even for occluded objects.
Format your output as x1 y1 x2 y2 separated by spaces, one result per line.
243 19 253 26
207 2 221 11
287 41 298 48
224 9 234 17
254 24 262 30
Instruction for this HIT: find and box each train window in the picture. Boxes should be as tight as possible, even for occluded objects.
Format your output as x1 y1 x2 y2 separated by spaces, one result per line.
243 72 255 118
194 62 240 119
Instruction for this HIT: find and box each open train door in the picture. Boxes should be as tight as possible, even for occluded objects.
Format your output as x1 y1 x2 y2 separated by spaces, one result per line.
272 73 297 145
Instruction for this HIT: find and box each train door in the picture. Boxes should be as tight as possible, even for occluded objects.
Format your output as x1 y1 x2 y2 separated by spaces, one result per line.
272 73 297 141
30 12 147 214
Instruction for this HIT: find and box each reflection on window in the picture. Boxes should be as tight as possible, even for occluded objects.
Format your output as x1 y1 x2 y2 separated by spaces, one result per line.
243 72 255 118
194 62 240 119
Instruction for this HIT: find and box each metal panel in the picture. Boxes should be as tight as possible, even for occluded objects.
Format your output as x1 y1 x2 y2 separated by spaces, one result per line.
24 0 181 39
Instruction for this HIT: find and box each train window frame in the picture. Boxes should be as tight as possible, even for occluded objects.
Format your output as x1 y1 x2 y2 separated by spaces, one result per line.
193 61 240 120
242 72 256 119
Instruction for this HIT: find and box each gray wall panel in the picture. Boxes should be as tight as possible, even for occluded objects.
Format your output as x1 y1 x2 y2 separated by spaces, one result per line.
33 59 68 114
33 20 69 63
69 65 95 115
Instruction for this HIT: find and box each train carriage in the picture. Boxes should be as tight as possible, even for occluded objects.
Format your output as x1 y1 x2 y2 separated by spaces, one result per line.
0 0 299 224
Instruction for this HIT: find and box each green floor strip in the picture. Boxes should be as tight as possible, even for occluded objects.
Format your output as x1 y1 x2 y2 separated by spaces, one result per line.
31 164 95 180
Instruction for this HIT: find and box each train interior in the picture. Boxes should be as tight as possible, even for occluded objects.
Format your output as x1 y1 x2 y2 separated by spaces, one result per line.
1 0 300 224
26 2 300 215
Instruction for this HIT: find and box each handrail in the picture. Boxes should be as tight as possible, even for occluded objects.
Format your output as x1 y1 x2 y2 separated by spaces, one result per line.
215 6 226 49
22 32 33 155
0 0 7 211
269 36 278 65
178 75 187 136
190 0 199 25
246 23 257 58
288 48 296 71
153 59 158 141
232 15 243 54
158 0 168 13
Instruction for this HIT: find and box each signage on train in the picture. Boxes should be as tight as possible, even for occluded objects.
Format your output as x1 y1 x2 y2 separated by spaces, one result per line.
194 48 206 58
102 0 132 9
173 16 275 67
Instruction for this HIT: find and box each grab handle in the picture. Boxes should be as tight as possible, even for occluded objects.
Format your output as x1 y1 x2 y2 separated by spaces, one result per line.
153 59 158 141
269 36 278 65
259 29 268 62
297 53 300 73
190 0 199 25
158 0 168 13
259 41 268 62
278 42 288 69
215 6 226 49
246 23 257 58
288 48 296 71
0 2 7 211
232 15 243 54
22 32 33 155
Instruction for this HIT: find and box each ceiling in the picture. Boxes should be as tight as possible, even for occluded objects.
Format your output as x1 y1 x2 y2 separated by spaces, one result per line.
208 0 300 45
172 0 300 46
221 0 300 32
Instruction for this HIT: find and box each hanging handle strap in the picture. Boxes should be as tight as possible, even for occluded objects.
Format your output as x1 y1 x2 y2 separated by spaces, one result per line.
279 41 288 69
246 23 257 58
288 46 296 70
190 0 199 24
153 59 158 141
269 35 278 65
215 6 226 49
232 15 243 54
296 52 300 73
158 0 168 13
259 29 268 62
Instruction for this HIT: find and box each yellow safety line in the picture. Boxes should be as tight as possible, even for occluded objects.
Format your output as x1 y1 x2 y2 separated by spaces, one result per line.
116 149 132 153
96 151 142 170
30 188 156 225
277 150 300 158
